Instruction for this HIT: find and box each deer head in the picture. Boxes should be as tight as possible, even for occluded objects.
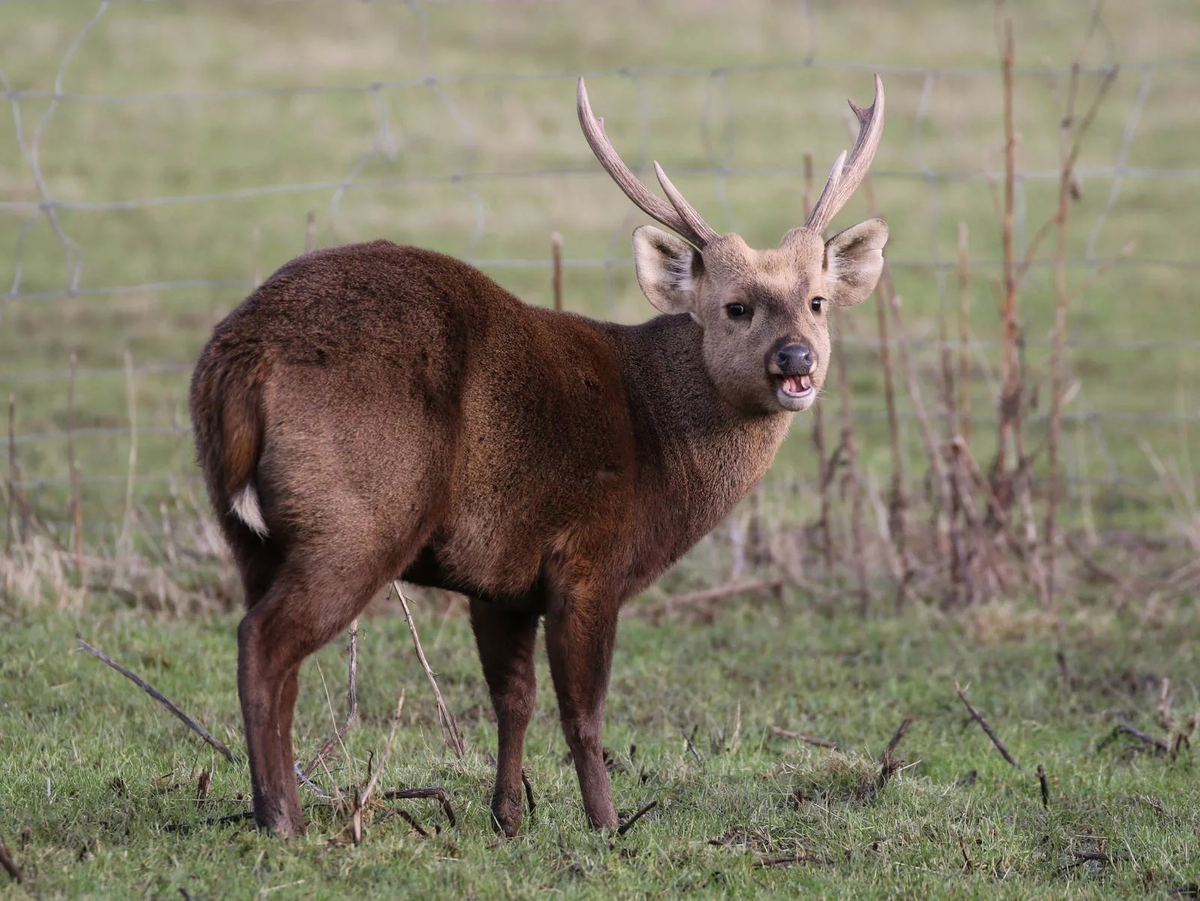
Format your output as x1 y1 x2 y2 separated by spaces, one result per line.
578 75 888 415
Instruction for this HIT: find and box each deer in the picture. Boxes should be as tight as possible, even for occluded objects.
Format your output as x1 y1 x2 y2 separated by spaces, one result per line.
189 74 887 838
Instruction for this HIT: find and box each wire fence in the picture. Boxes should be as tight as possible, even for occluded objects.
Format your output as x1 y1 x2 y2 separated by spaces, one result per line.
3 0 1199 543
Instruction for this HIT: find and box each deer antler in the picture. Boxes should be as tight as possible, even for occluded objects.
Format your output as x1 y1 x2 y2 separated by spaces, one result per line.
804 74 886 235
577 77 719 249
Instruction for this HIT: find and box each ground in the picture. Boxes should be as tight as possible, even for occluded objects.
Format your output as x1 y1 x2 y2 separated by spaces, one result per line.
2 2 1199 898
2 596 1197 899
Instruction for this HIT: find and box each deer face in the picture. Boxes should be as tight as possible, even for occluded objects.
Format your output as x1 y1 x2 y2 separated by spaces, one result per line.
631 221 887 414
578 73 888 414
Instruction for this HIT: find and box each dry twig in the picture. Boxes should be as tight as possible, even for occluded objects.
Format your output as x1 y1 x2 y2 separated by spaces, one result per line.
857 153 909 604
303 620 359 778
77 639 235 762
878 717 914 787
393 582 466 758
67 352 83 575
955 679 1020 768
769 725 842 751
382 787 457 828
649 579 783 614
551 232 564 311
522 769 536 816
0 835 20 884
616 800 658 837
1114 722 1169 754
352 690 405 844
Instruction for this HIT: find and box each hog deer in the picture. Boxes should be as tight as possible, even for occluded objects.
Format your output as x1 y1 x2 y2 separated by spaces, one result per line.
189 75 887 837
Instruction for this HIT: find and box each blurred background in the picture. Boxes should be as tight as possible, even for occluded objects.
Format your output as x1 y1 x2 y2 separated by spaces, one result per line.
2 0 1198 608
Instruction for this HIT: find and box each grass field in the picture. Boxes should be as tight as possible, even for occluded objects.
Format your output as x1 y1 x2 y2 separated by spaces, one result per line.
2 597 1199 899
3 2 1200 898
1 0 1199 533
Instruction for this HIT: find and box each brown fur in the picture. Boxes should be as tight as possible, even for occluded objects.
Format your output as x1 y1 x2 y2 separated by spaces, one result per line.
191 217 885 836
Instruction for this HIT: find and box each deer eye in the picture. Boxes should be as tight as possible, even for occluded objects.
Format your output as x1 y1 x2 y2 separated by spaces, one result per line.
725 302 749 319
810 296 825 313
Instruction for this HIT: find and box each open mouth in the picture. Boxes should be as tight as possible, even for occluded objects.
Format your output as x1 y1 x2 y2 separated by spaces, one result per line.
774 372 815 411
778 373 814 398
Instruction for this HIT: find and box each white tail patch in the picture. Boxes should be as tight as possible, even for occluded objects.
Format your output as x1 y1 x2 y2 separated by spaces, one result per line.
231 484 269 538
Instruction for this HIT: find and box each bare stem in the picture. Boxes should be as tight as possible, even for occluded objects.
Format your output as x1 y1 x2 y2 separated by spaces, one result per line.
858 155 908 604
304 620 359 778
77 639 236 763
956 222 971 445
835 326 869 613
994 12 1019 492
68 352 83 575
955 678 1020 768
394 583 466 758
117 351 138 556
551 232 564 311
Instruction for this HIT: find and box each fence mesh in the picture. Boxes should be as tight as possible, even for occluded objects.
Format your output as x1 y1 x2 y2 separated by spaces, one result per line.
2 0 1198 545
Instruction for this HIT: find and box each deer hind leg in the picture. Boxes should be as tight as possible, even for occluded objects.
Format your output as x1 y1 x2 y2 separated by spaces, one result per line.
544 586 619 830
469 600 539 837
236 542 406 836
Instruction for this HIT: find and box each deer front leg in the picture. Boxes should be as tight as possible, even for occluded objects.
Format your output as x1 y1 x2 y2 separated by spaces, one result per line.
544 588 619 830
469 600 539 837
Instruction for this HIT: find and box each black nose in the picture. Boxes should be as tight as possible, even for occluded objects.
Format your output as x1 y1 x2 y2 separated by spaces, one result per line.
775 343 814 374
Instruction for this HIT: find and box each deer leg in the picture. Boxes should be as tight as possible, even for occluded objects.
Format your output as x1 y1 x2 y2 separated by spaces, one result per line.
544 590 619 830
469 600 539 837
237 561 388 836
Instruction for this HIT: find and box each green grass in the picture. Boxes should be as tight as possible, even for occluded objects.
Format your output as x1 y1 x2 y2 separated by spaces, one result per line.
2 597 1198 899
1 0 1199 534
2 5 1199 897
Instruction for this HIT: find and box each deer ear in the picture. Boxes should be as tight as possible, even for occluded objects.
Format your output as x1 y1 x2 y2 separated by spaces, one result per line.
632 225 702 316
823 218 888 307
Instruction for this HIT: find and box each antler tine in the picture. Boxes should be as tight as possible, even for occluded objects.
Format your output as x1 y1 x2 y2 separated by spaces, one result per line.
577 77 715 248
654 162 720 246
804 74 886 235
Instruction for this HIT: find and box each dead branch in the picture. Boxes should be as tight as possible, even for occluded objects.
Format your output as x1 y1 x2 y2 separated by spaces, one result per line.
522 769 536 816
834 324 870 612
958 833 973 872
880 717 914 763
375 806 429 838
955 679 1020 768
616 800 658 837
5 393 17 551
551 232 564 311
891 295 954 565
878 717 914 787
955 222 971 446
769 725 842 751
993 12 1019 486
353 690 405 844
681 725 703 767
650 578 783 613
67 352 83 575
0 835 20 884
857 151 909 604
393 582 466 758
77 639 235 763
1157 677 1175 734
1114 722 1169 754
1037 763 1049 808
303 619 359 778
382 787 457 828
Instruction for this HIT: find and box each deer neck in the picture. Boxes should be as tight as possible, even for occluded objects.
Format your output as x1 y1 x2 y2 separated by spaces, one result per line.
612 313 793 559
